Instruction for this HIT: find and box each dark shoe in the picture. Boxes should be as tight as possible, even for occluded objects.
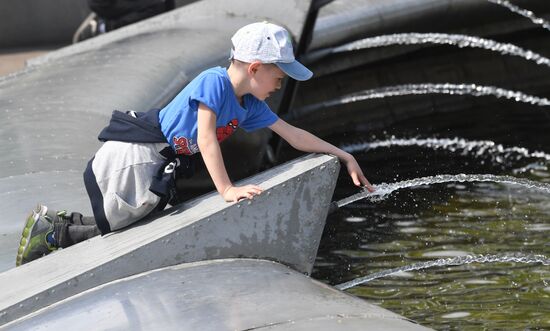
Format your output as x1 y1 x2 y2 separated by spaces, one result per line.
16 205 61 266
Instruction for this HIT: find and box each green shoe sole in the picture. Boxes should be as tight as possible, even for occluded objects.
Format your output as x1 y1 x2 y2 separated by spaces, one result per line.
15 208 57 267
16 212 38 267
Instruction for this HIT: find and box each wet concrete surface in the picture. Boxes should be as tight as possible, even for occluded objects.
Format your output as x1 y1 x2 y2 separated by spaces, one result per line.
0 46 56 271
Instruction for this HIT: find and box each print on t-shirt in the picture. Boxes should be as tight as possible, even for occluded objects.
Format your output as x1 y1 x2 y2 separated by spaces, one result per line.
216 119 239 142
173 136 198 155
173 119 239 155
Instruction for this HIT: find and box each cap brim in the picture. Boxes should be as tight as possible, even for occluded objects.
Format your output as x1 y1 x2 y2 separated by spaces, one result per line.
275 60 313 81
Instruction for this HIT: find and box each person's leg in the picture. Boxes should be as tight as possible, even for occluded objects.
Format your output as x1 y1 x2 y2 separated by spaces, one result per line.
16 206 102 266
54 212 101 248
93 141 164 232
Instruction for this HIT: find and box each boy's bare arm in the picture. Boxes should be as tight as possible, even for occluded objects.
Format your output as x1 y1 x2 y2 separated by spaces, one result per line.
270 118 375 191
197 103 263 201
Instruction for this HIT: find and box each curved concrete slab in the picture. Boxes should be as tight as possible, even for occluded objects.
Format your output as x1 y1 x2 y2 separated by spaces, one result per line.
0 153 339 325
0 259 432 331
310 0 550 51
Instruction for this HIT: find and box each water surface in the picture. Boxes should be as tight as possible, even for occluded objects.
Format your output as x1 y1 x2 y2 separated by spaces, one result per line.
312 133 550 329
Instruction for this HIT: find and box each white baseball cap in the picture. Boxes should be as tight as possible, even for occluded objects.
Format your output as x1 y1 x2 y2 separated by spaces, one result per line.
230 22 313 81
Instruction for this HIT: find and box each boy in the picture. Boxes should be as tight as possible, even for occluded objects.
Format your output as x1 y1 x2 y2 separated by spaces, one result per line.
16 22 374 266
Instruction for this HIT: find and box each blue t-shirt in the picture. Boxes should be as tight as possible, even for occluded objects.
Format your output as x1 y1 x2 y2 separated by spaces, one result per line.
159 67 278 155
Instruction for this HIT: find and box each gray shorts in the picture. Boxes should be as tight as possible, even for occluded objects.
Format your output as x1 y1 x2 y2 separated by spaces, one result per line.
91 140 168 231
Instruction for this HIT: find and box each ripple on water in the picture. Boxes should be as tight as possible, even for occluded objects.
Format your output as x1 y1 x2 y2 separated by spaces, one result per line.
388 271 415 278
464 279 499 285
395 221 417 227
441 312 471 319
400 227 426 234
345 216 367 223
532 170 550 178
526 224 550 231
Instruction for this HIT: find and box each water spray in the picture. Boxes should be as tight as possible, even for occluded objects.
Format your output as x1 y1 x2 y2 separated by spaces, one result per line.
328 173 550 214
336 253 550 290
329 33 550 68
296 83 550 117
487 0 550 32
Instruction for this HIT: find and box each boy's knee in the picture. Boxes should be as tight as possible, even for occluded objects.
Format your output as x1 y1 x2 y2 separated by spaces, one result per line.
104 192 160 231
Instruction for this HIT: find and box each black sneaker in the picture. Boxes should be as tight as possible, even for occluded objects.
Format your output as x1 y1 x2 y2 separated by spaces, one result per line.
16 205 62 266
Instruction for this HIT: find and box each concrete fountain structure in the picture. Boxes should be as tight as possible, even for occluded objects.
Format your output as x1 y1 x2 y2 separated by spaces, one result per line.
0 154 431 330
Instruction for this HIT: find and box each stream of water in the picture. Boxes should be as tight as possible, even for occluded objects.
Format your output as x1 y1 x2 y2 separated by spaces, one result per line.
336 173 550 206
336 253 550 290
331 33 550 67
296 83 550 116
341 137 550 163
488 0 550 32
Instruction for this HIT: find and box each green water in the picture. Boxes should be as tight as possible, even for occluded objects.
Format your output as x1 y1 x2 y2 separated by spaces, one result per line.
313 144 550 330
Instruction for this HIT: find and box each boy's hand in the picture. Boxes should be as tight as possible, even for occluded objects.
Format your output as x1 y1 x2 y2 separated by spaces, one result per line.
343 154 375 192
222 185 263 202
269 119 376 192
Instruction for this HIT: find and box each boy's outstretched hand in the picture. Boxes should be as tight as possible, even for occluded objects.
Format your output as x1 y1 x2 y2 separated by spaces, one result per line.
343 154 375 192
268 119 376 193
222 184 263 202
